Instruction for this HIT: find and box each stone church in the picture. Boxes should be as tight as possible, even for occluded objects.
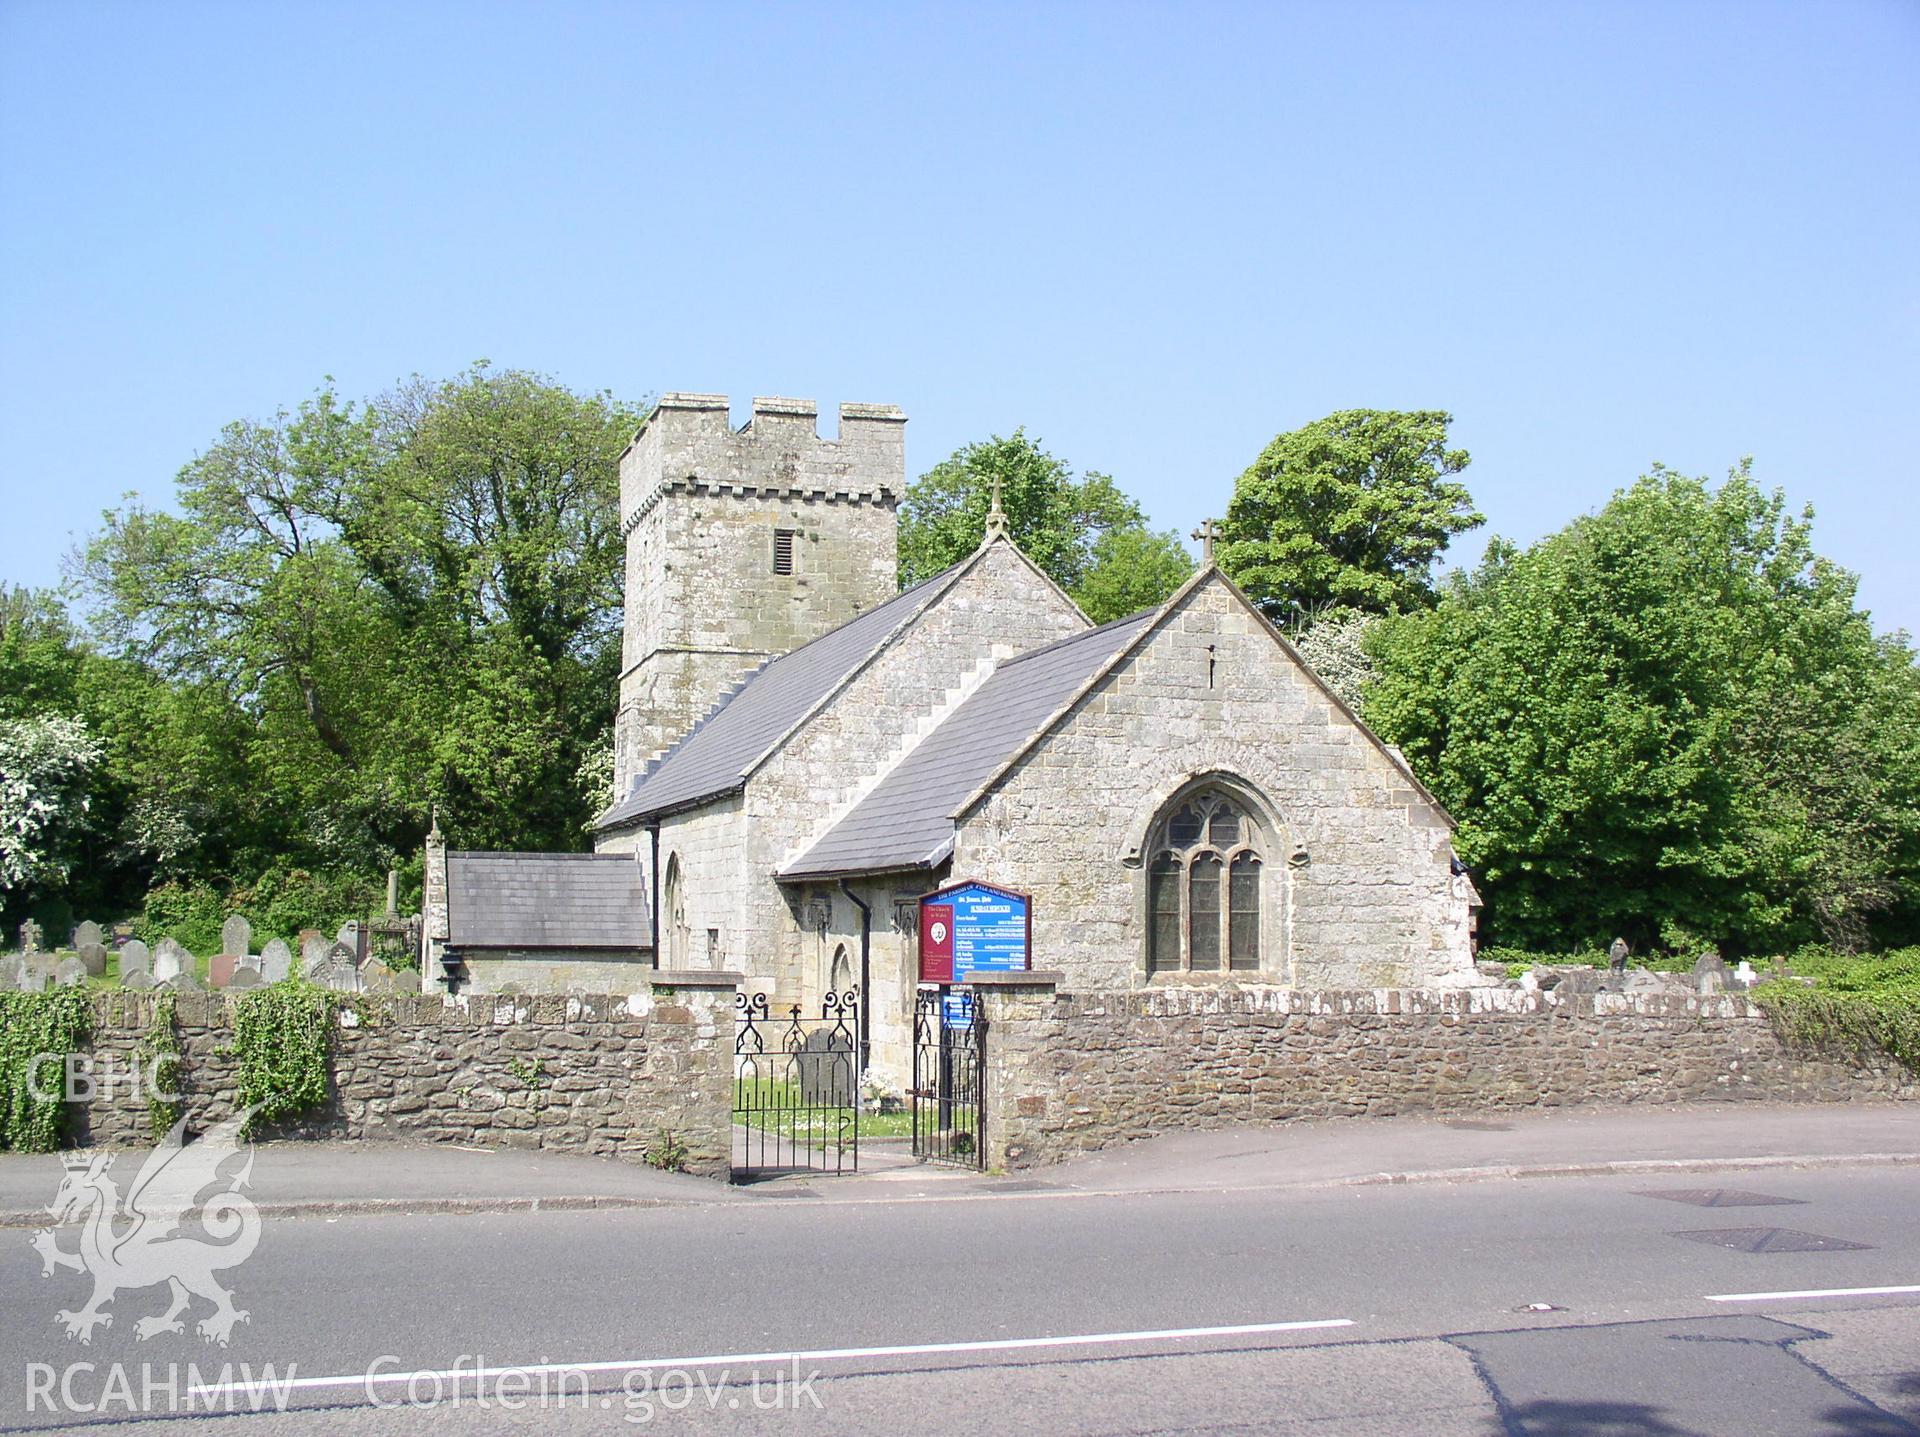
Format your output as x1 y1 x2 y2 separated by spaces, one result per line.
424 393 1481 1080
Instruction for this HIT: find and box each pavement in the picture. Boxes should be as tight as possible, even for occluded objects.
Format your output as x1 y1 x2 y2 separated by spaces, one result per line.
1 1100 1915 1225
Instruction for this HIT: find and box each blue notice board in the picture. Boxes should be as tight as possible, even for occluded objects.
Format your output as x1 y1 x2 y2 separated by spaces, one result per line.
940 881 1031 980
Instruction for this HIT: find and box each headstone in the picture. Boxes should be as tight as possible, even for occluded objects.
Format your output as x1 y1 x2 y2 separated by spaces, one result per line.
1548 967 1603 996
1607 937 1630 975
72 920 103 951
1626 968 1682 995
360 959 395 992
18 919 43 954
227 966 264 990
77 943 108 978
160 970 202 993
220 914 252 958
312 959 359 992
237 950 263 973
796 1028 857 1106
119 939 152 979
16 963 49 993
260 939 292 983
54 957 88 987
208 953 237 988
301 934 331 974
1693 950 1730 995
152 939 190 984
121 970 156 992
336 921 362 959
0 955 25 990
390 968 421 994
1734 959 1759 988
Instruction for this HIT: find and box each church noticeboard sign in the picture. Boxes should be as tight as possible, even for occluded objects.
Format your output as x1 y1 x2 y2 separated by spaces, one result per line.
918 880 1031 985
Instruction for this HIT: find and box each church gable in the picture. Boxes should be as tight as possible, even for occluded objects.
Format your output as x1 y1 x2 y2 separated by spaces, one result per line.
949 570 1471 990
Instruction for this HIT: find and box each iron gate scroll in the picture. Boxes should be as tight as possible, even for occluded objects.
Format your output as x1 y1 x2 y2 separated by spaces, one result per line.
733 991 860 1176
912 989 987 1169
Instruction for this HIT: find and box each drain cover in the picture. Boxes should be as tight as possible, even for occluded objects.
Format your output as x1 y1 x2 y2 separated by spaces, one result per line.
1670 1227 1872 1253
1637 1188 1806 1208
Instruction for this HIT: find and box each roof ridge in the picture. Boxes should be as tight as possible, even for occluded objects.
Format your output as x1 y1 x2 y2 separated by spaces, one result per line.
994 606 1156 669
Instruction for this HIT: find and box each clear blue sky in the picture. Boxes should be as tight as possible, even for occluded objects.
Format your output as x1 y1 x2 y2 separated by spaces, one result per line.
3 1 1915 632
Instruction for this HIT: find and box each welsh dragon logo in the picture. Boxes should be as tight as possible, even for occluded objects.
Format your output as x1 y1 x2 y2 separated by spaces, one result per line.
30 1110 261 1346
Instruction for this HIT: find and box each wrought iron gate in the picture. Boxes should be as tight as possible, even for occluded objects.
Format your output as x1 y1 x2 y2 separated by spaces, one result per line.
912 988 987 1169
732 991 860 1178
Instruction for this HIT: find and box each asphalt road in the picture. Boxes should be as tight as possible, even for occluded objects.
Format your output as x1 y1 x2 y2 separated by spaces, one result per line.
2 1164 1916 1434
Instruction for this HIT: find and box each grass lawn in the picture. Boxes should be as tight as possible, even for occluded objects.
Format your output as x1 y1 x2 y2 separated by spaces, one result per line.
731 1077 950 1141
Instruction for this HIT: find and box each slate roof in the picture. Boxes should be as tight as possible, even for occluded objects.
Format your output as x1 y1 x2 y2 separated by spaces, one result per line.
780 610 1156 879
446 851 653 951
597 565 970 829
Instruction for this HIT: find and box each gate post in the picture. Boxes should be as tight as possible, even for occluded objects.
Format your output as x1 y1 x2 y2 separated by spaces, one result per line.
647 968 742 1178
962 971 1062 1171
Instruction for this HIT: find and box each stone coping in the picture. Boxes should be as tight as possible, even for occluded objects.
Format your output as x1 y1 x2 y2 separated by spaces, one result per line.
963 971 1065 989
1044 985 1768 1019
648 969 743 989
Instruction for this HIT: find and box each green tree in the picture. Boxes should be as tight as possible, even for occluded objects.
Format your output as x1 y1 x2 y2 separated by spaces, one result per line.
1073 527 1196 624
897 430 1191 619
1364 463 1920 954
1218 409 1481 619
78 365 644 898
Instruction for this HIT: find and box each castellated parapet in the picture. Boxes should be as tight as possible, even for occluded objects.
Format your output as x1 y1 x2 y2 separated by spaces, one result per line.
612 395 905 796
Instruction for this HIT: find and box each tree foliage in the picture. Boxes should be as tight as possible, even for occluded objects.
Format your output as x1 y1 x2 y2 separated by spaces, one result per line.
1364 464 1920 954
897 431 1192 621
1219 409 1481 619
36 364 643 940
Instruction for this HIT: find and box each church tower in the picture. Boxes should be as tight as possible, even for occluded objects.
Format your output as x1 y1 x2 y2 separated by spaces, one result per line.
611 393 905 797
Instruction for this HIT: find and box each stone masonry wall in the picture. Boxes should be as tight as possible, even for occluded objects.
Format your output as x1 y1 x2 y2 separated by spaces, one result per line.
955 573 1470 991
69 978 738 1179
614 394 904 787
975 979 1919 1170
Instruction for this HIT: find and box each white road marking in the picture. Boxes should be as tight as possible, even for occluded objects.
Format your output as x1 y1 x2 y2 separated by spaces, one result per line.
1704 1284 1920 1303
187 1318 1357 1399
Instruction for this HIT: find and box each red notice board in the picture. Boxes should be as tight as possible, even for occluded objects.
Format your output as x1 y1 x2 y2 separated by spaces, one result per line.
919 902 955 983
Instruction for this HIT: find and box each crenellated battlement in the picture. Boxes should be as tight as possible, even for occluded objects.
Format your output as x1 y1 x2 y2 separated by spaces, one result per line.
620 394 906 531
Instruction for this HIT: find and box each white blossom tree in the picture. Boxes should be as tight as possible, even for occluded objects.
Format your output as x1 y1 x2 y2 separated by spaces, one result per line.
0 714 104 899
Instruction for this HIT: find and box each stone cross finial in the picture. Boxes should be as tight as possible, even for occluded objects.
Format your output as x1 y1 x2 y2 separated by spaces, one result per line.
1192 518 1221 565
984 474 1010 541
426 805 443 847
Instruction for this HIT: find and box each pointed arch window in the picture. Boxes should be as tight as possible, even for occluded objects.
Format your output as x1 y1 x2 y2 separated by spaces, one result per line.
1145 790 1267 975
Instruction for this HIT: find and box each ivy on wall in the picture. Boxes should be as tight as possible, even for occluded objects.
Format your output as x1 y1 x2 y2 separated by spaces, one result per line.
1756 988 1920 1076
229 980 334 1135
0 987 91 1153
138 991 184 1142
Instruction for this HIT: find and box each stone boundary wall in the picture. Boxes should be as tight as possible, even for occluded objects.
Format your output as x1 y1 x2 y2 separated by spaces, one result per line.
973 979 1920 1170
68 975 738 1179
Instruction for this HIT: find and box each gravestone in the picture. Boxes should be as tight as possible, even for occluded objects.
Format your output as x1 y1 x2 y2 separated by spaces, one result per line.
152 939 190 984
77 943 108 978
208 953 237 988
121 970 156 992
1734 959 1759 988
1607 937 1630 975
1626 968 1683 995
0 956 24 990
360 959 395 992
260 939 292 983
221 914 252 959
119 940 152 979
237 950 263 973
160 970 202 993
336 921 363 960
227 966 264 990
55 957 88 987
18 919 43 954
16 962 50 993
1548 967 1603 996
72 920 104 951
301 934 331 974
390 968 421 994
796 1028 857 1106
1693 949 1730 995
312 959 359 992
